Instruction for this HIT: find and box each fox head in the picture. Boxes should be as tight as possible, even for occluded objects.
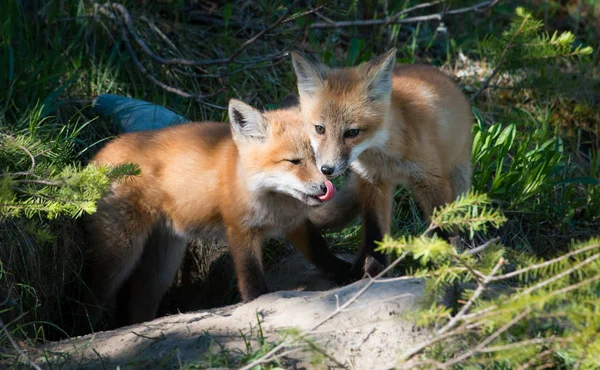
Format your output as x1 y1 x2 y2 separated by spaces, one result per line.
291 48 397 177
228 99 336 206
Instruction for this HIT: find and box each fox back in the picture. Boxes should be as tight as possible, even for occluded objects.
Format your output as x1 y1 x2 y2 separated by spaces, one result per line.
292 49 473 277
74 100 346 335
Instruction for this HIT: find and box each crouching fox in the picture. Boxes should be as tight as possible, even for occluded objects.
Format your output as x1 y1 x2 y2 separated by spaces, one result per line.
75 99 350 334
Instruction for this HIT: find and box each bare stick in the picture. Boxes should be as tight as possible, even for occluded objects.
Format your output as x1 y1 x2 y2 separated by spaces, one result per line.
310 0 499 28
118 21 221 104
440 308 531 368
104 3 322 67
239 252 409 370
381 0 446 27
0 315 42 370
462 262 600 323
19 145 36 173
13 179 63 186
478 337 572 353
310 252 409 332
463 236 500 255
227 9 291 62
491 242 600 281
173 57 287 79
512 253 600 299
437 257 504 335
517 348 556 370
0 145 38 179
395 324 471 364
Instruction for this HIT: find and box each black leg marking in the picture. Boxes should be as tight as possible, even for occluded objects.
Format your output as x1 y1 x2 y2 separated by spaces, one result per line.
238 254 269 302
304 221 353 284
350 208 389 278
363 208 388 266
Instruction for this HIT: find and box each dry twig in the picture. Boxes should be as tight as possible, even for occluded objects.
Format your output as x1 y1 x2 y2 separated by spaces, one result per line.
439 308 531 368
437 257 505 335
0 287 42 370
490 242 600 281
239 252 409 370
310 0 499 28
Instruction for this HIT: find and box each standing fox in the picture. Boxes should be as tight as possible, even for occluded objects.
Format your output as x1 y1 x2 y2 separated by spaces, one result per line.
76 99 350 333
292 48 473 277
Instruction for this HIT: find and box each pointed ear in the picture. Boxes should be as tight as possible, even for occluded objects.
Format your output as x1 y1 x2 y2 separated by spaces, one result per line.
291 50 326 97
228 99 269 141
364 48 397 101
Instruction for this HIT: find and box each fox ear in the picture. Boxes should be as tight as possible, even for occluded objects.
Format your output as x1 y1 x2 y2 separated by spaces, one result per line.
291 50 326 97
365 48 397 101
228 99 269 141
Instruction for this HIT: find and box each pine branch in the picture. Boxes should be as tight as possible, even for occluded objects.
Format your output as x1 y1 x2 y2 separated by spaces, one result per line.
439 308 531 368
470 14 529 102
490 242 600 281
436 257 505 335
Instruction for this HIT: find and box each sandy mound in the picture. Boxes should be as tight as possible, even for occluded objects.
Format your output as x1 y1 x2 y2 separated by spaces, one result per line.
34 253 427 369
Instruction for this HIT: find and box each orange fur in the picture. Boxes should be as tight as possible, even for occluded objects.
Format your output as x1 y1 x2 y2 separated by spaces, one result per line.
293 49 473 276
75 100 351 334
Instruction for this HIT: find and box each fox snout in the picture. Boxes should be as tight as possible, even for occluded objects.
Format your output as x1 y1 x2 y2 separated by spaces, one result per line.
317 159 348 177
302 179 336 203
312 140 349 177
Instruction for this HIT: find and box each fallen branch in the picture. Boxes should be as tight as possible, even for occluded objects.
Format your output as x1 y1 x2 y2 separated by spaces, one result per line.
437 257 505 335
439 308 531 368
0 287 42 370
310 0 499 28
118 24 221 104
490 242 600 281
102 3 322 67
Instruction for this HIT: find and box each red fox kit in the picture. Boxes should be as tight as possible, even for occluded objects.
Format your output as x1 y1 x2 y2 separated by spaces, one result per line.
291 49 473 276
76 99 349 333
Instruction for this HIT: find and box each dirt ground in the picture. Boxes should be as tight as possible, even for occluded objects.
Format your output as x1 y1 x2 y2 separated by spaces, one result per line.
30 249 429 369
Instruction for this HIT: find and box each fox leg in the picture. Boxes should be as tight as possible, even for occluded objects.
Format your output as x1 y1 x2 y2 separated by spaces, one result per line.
226 226 268 302
350 178 394 278
75 196 154 334
410 174 455 241
124 226 188 325
450 162 472 199
448 162 473 247
286 220 353 284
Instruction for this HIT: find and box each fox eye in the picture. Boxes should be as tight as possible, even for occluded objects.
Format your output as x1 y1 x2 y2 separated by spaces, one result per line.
344 129 360 138
286 159 303 165
315 125 325 135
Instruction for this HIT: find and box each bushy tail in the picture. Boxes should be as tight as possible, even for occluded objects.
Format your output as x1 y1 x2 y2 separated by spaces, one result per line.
309 173 362 231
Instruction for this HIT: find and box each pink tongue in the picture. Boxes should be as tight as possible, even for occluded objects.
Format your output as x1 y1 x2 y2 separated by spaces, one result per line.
317 179 336 202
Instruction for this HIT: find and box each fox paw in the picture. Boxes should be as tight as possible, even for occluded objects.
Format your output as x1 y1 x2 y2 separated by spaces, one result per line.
365 256 387 278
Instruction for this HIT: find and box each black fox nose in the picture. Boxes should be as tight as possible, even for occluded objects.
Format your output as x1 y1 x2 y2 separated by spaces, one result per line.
320 165 334 176
320 183 327 193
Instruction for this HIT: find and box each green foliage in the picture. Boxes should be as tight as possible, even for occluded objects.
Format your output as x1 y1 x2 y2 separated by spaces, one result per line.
1 160 139 220
182 314 283 370
471 115 564 208
380 193 600 369
480 7 593 72
430 192 507 238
